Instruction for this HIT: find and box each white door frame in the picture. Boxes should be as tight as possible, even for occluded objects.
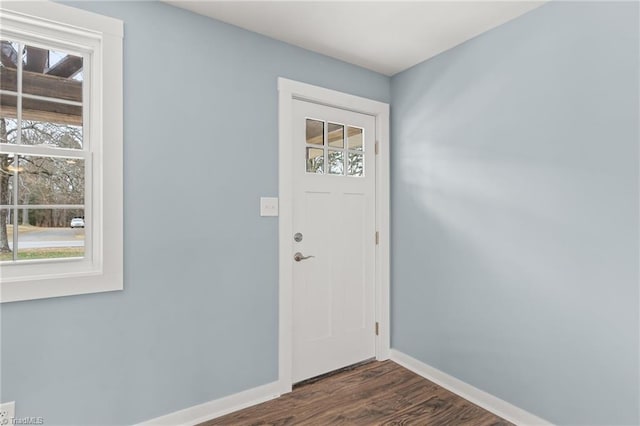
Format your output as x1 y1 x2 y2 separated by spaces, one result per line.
277 77 390 394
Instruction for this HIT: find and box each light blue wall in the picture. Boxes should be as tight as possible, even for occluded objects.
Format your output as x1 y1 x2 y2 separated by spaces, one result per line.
0 2 389 424
391 2 639 425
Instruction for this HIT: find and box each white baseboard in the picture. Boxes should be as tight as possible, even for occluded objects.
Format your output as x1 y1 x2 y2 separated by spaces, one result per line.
139 352 551 426
390 349 552 426
139 381 281 426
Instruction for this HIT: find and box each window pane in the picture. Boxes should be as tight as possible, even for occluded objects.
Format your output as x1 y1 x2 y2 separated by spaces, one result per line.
0 208 15 261
0 41 19 69
348 152 364 177
0 41 19 92
0 114 18 144
328 123 344 148
21 116 82 149
328 150 344 175
306 147 324 174
22 98 82 131
0 155 16 204
22 46 83 103
306 119 324 145
18 156 84 205
348 126 363 151
0 93 18 123
17 208 84 260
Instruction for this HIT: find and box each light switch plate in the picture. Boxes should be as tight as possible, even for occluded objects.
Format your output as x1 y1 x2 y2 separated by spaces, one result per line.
260 197 279 217
1 401 15 425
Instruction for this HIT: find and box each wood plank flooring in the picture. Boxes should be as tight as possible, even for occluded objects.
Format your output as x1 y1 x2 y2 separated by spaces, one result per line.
201 360 512 426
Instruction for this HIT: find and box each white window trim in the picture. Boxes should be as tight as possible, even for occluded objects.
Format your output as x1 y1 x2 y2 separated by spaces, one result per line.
0 1 123 303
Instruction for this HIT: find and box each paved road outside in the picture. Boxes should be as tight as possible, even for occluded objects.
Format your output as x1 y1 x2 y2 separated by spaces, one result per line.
8 227 84 249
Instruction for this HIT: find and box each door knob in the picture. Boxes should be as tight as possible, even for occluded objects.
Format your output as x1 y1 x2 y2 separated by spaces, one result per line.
294 252 315 262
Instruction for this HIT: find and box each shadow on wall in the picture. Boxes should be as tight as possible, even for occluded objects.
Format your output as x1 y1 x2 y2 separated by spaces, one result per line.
391 1 639 424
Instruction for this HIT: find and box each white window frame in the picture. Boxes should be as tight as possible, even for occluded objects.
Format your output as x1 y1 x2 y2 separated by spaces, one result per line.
0 1 123 303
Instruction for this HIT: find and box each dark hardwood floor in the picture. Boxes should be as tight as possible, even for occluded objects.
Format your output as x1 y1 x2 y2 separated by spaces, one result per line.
201 360 512 425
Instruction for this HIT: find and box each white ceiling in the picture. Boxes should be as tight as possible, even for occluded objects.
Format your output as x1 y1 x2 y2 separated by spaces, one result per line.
165 1 546 76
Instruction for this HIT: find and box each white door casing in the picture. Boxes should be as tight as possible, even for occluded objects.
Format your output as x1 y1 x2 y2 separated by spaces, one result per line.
278 78 390 393
292 100 376 382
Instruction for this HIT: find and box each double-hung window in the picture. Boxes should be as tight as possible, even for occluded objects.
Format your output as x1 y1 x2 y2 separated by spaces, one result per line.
0 2 123 302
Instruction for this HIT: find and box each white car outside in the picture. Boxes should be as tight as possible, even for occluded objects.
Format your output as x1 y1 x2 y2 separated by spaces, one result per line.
70 218 85 228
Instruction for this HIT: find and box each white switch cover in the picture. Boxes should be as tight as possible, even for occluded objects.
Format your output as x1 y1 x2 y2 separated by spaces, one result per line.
260 197 279 217
1 401 15 425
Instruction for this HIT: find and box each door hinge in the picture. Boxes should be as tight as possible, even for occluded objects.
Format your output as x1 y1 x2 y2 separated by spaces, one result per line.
375 322 379 336
375 141 379 155
375 231 379 245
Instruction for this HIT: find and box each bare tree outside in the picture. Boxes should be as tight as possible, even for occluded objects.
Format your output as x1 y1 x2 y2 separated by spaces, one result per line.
0 119 13 253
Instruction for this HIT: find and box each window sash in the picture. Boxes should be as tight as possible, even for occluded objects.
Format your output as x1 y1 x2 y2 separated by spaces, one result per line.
0 36 91 265
0 15 96 275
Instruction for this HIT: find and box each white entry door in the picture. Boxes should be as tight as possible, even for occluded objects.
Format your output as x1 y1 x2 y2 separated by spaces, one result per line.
291 99 376 383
